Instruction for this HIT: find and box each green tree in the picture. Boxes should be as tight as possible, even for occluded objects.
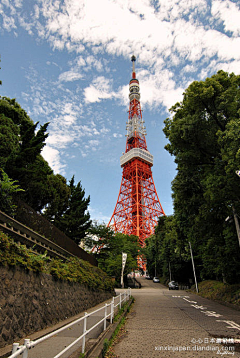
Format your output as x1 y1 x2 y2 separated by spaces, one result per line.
43 174 71 221
143 216 190 282
0 169 24 215
163 70 240 283
85 222 140 285
84 221 114 253
0 55 2 85
98 233 140 285
0 97 94 244
54 176 92 244
0 113 19 168
0 97 50 211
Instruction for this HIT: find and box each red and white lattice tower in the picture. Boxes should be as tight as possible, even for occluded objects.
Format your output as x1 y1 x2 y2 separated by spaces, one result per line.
108 56 165 247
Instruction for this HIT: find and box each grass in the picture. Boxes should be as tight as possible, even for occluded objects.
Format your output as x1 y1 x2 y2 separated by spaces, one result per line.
113 298 134 322
0 230 115 292
192 280 240 307
103 298 134 358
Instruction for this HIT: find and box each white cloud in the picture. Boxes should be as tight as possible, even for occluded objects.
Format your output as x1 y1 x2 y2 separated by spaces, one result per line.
42 145 66 174
89 139 100 148
3 0 240 68
46 132 73 148
35 0 239 66
88 206 110 224
136 68 185 110
1 12 16 31
113 133 123 138
212 0 240 37
84 76 115 103
58 70 83 82
2 0 240 149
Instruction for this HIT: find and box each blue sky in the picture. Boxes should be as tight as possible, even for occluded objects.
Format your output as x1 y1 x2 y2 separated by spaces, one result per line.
1 0 240 223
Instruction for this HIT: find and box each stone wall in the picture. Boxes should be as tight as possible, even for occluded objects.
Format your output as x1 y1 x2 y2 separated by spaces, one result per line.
0 265 114 348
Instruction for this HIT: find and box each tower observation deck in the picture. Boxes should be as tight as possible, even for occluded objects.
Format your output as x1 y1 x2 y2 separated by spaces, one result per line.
108 56 165 246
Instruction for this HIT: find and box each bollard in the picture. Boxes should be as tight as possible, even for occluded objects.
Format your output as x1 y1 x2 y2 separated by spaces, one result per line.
22 339 30 358
104 303 108 330
82 312 88 354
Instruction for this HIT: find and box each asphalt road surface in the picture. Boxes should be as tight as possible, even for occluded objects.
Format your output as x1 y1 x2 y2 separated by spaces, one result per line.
114 278 240 357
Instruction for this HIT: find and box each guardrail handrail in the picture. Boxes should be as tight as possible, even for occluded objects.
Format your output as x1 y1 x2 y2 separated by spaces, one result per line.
0 210 74 260
8 288 132 358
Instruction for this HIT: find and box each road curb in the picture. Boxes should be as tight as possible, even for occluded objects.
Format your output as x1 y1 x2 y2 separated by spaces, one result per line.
86 297 134 358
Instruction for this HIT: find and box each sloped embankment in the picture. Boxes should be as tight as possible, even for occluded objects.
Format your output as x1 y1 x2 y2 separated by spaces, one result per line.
0 231 115 348
193 280 240 309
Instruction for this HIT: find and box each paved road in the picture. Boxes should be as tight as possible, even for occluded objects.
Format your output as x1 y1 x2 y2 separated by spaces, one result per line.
114 278 240 357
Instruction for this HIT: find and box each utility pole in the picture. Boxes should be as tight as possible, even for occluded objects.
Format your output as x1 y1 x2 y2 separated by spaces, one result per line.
169 261 172 282
233 171 240 247
189 241 199 293
232 206 240 247
121 253 127 288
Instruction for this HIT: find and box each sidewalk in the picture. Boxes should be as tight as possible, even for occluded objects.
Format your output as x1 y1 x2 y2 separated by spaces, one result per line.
0 295 117 358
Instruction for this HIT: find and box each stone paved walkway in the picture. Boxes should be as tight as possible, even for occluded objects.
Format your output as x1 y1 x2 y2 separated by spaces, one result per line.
114 279 240 358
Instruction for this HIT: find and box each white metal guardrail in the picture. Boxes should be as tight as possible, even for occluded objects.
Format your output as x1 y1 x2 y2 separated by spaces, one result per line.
8 289 132 358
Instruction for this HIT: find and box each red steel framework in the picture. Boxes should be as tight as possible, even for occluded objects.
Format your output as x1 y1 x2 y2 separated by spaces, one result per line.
108 56 165 247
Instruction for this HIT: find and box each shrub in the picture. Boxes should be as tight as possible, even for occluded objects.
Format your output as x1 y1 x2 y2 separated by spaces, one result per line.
0 231 114 292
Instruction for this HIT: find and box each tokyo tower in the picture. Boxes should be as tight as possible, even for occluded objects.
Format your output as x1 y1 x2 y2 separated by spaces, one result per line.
108 56 165 247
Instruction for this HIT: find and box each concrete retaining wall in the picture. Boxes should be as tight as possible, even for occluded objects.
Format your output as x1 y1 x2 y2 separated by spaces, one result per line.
0 265 113 348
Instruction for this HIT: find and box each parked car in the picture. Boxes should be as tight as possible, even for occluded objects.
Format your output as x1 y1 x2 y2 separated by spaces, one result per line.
168 281 179 290
153 277 160 283
145 274 151 279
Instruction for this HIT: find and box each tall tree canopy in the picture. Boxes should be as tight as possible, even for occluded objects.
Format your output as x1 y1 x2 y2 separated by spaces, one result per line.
143 216 192 282
163 70 240 283
0 97 51 210
0 97 92 245
85 222 140 285
51 176 92 245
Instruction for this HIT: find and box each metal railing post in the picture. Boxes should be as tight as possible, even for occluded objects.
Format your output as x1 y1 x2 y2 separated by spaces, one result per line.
110 298 114 323
128 287 131 298
6 292 129 358
104 303 108 330
82 312 87 354
22 339 30 358
12 343 19 354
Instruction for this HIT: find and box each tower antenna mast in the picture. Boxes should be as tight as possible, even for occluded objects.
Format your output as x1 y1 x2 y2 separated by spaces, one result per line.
108 56 165 249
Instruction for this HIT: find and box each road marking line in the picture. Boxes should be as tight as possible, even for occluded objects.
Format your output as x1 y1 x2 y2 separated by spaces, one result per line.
201 310 222 317
191 304 207 310
216 320 240 330
183 298 197 304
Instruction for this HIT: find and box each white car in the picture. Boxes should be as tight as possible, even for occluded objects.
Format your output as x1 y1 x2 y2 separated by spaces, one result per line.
153 277 160 283
168 281 179 290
